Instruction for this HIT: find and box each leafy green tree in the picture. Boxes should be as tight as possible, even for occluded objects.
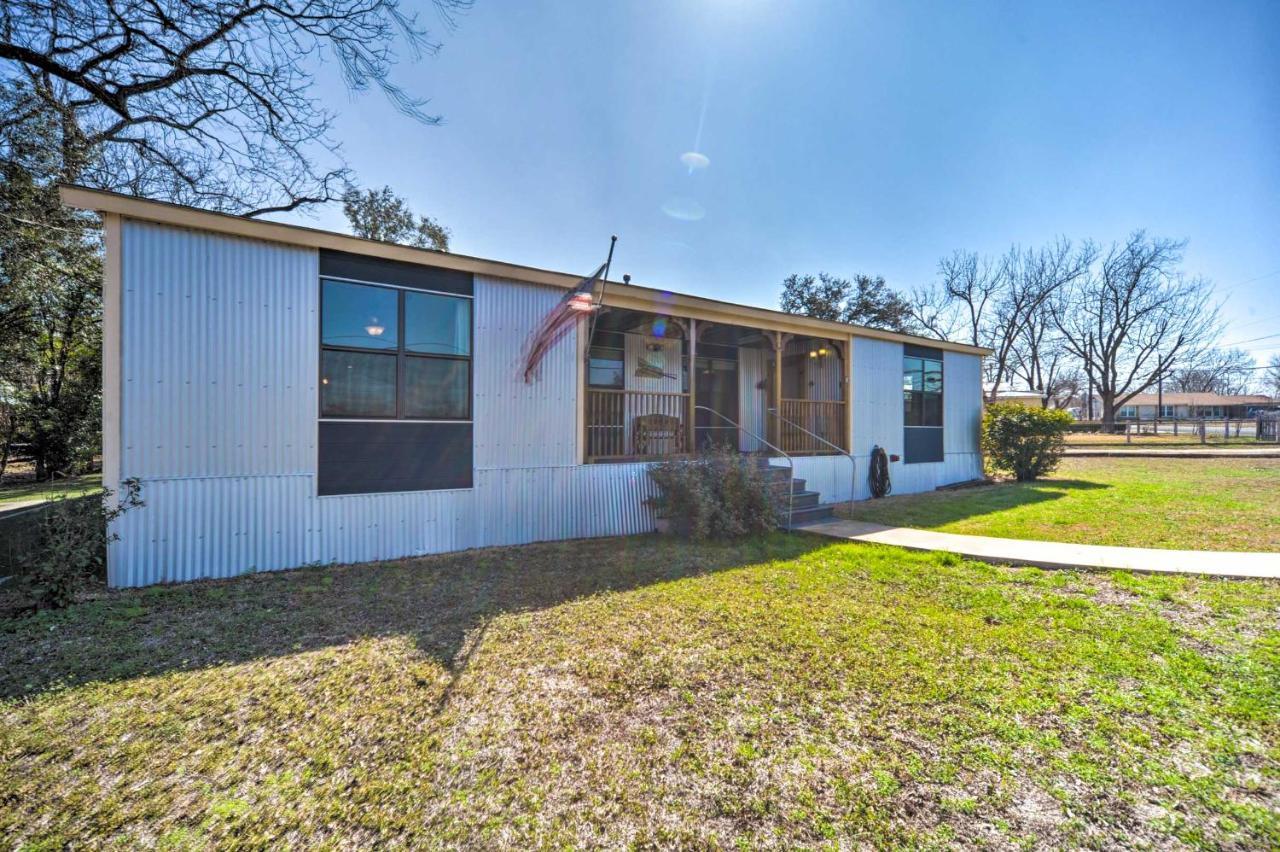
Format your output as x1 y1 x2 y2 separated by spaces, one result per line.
342 185 451 251
0 87 102 479
981 403 1073 482
780 272 914 332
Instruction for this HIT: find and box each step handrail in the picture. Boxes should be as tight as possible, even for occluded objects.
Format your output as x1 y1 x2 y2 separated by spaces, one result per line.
768 407 856 505
694 405 794 530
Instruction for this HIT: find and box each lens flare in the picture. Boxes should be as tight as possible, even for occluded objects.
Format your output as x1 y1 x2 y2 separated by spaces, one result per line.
680 151 710 171
661 197 706 221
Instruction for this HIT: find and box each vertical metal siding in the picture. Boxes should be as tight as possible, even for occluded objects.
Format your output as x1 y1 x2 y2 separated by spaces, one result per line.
738 346 768 451
944 350 983 455
109 228 667 586
120 220 318 478
472 275 578 469
846 336 982 502
108 222 986 586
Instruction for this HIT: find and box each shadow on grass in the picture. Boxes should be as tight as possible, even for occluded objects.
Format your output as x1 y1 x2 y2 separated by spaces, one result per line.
0 533 830 701
844 478 1111 528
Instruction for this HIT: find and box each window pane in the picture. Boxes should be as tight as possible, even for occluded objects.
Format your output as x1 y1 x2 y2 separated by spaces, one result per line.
904 390 921 426
321 349 397 417
403 356 470 419
588 354 624 388
923 361 943 394
405 291 471 355
322 280 398 350
922 392 943 426
903 357 923 392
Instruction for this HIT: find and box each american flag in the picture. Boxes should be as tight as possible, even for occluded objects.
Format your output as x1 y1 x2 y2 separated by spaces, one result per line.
521 261 607 383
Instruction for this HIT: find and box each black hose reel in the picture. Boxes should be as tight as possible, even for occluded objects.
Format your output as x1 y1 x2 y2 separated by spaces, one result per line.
868 444 892 499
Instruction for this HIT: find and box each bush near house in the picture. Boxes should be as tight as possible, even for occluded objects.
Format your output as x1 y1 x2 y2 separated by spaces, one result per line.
4 479 143 611
982 403 1073 481
646 447 780 539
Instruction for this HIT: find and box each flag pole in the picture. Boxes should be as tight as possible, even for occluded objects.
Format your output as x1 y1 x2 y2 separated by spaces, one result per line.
587 235 618 347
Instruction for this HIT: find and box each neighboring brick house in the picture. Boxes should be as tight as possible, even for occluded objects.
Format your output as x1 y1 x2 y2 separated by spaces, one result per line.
1113 392 1275 420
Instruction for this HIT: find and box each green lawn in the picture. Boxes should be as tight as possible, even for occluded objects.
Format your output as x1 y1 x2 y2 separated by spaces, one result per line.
839 457 1280 552
0 473 102 507
3 535 1277 848
1065 433 1266 448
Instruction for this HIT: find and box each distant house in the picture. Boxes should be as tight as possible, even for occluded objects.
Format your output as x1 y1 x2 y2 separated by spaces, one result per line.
988 388 1045 408
61 186 991 588
1113 392 1274 420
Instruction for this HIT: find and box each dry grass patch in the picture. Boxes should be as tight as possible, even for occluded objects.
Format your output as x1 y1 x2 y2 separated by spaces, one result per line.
2 534 1278 848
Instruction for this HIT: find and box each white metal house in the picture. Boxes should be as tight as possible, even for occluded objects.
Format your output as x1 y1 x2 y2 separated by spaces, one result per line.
63 187 990 588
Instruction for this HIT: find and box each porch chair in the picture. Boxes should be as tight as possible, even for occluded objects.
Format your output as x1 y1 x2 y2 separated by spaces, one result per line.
633 413 685 456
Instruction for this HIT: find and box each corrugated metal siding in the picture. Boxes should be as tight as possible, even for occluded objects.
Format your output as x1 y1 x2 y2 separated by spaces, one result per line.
851 337 904 460
108 227 665 586
944 350 982 455
785 338 842 402
738 346 768 451
624 333 682 394
473 275 578 469
108 223 987 586
846 336 983 501
792 455 855 504
120 221 318 478
475 464 657 546
109 476 477 587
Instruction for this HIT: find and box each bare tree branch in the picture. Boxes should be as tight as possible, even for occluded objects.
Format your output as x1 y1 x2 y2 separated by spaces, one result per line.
1 0 468 213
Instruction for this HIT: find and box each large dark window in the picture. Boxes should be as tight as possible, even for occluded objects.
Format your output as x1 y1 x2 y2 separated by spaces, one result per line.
320 279 471 420
903 345 944 463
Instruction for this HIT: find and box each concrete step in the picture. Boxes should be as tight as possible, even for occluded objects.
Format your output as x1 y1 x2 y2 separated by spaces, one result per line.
787 490 822 510
788 504 836 526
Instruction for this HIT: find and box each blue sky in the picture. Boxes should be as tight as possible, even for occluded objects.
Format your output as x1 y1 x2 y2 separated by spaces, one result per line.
289 0 1280 368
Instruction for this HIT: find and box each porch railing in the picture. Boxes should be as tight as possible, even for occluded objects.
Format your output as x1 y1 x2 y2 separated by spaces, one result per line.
779 398 846 454
585 389 690 460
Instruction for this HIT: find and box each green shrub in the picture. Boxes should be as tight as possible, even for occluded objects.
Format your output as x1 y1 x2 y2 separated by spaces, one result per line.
29 478 143 609
982 403 1073 482
646 447 781 540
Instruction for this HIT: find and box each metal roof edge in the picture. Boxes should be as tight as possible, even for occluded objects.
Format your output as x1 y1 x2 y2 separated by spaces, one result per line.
59 184 993 357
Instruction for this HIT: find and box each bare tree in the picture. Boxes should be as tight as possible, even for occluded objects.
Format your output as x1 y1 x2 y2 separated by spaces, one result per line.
1264 355 1280 400
1010 290 1077 408
1168 348 1255 395
1053 233 1219 426
0 0 469 214
910 239 1094 401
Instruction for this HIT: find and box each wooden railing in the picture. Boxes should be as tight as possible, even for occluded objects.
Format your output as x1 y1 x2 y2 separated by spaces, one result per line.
585 389 690 460
779 398 846 454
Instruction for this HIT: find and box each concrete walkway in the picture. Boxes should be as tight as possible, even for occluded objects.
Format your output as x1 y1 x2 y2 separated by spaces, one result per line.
0 499 47 519
799 519 1280 580
1064 447 1280 458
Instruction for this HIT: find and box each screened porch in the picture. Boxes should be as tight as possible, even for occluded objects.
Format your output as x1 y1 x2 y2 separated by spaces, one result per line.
583 308 848 462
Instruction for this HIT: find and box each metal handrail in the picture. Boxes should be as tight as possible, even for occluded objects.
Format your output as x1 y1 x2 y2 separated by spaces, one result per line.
694 405 794 530
769 407 855 505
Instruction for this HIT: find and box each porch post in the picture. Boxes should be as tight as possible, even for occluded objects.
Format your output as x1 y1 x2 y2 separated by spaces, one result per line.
772 332 784 449
834 338 851 453
687 318 697 453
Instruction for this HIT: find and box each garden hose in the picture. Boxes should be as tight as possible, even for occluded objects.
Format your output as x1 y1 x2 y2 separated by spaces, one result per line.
868 445 892 499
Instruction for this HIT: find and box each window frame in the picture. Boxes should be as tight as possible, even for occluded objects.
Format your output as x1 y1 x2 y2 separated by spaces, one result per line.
319 276 473 422
902 354 944 429
587 329 626 390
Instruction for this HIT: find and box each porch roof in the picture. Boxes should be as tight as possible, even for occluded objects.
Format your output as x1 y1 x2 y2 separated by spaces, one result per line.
61 184 991 357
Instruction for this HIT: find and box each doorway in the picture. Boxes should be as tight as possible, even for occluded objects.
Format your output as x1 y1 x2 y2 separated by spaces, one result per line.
694 348 739 450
